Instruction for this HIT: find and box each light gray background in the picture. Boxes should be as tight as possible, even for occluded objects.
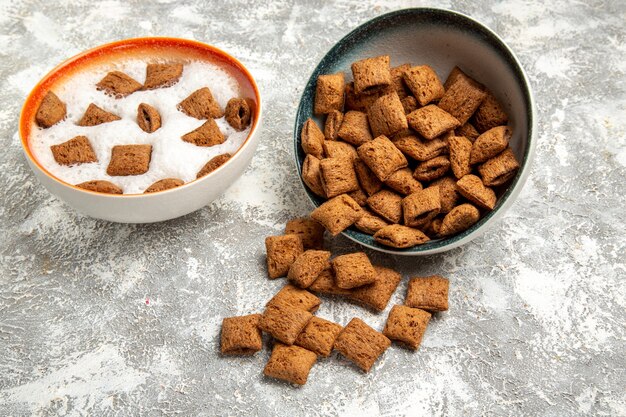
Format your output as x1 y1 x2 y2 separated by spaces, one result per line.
0 1 624 416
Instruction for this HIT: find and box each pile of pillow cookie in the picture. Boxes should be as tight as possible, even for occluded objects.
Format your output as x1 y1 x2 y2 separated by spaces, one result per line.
219 218 449 385
300 55 520 248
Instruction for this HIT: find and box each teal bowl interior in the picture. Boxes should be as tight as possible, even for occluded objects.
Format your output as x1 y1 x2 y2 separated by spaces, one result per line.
294 8 535 255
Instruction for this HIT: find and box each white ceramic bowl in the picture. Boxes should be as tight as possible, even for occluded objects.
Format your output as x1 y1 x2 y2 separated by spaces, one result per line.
19 38 262 223
294 8 536 255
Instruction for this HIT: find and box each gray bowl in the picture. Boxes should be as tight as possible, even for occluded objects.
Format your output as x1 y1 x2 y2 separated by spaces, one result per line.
294 8 536 255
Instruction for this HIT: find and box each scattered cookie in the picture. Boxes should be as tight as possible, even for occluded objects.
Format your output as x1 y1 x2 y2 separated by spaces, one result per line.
332 252 377 289
405 275 449 312
221 314 263 355
266 284 321 313
259 304 313 345
285 217 325 250
264 343 317 385
295 317 342 357
288 250 331 288
334 318 391 372
265 234 304 279
308 268 353 296
350 266 401 312
383 305 431 350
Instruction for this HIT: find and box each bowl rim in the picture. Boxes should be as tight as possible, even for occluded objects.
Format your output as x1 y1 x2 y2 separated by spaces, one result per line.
292 7 537 256
19 36 263 198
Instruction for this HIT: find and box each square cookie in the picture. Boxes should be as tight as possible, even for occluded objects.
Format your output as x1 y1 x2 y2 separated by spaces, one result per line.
285 217 325 250
367 92 409 138
264 343 317 385
295 316 343 357
266 284 321 313
311 194 364 236
357 135 408 181
106 144 152 176
265 234 304 279
351 55 392 95
405 275 449 312
406 105 460 140
332 252 377 289
349 266 402 312
259 304 313 345
383 305 431 350
50 135 97 166
288 250 331 288
334 318 391 372
220 314 263 355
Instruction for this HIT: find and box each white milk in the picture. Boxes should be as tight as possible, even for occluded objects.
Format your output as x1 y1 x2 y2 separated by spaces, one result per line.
30 59 251 194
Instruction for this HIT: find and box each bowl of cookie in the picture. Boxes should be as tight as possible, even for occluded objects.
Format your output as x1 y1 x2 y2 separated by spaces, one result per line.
19 37 262 223
294 8 536 255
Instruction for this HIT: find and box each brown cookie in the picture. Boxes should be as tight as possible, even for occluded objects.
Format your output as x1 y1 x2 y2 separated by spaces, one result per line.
144 178 184 193
221 314 262 355
196 153 231 178
77 103 120 126
106 144 152 176
35 91 66 128
50 136 97 166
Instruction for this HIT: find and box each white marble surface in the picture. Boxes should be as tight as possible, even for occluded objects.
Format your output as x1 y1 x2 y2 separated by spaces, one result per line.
0 1 624 416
